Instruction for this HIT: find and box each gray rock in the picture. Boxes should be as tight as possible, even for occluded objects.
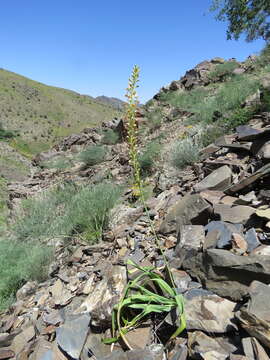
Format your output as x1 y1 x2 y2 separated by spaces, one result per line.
242 337 270 359
79 264 126 327
213 204 255 224
159 194 211 235
245 228 261 253
183 288 237 333
258 141 270 160
194 165 232 192
176 225 205 251
236 125 262 141
205 221 243 249
99 348 164 360
248 281 270 322
188 331 238 360
56 314 90 359
226 163 270 194
182 249 270 301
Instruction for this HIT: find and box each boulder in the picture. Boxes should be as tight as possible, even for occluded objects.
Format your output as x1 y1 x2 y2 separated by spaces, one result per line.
184 288 237 333
237 281 270 349
194 165 232 192
213 204 255 224
181 249 270 301
188 331 238 360
56 314 90 359
159 194 211 235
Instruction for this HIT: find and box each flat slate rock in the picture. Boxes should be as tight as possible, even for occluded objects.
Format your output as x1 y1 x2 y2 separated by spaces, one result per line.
205 221 243 249
182 249 270 301
194 165 232 192
236 125 262 141
214 204 255 224
56 314 90 359
159 194 211 235
236 125 270 141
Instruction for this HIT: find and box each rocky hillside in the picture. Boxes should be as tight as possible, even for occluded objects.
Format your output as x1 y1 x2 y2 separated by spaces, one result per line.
1 46 270 359
0 69 121 157
95 96 126 110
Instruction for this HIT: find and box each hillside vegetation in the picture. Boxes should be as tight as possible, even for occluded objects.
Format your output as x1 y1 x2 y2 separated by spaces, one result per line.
0 68 121 156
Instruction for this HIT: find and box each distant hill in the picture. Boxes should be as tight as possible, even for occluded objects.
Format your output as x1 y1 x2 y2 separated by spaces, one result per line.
0 69 122 156
95 95 126 110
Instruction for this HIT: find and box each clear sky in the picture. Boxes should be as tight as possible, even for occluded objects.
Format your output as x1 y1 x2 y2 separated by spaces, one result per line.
0 0 265 103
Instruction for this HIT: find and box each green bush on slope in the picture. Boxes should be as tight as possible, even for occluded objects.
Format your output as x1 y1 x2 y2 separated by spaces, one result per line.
79 145 107 166
15 182 121 243
0 239 52 310
138 140 162 175
102 129 120 145
207 61 239 81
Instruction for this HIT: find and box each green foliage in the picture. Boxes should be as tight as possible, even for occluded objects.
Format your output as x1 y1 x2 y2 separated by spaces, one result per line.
69 183 122 242
169 75 260 125
0 128 16 140
160 87 209 112
198 125 225 147
261 89 270 112
138 140 162 175
208 61 239 81
0 178 8 233
14 182 121 243
226 107 256 129
103 260 186 348
79 145 107 166
102 129 120 145
210 0 270 42
0 239 52 310
147 109 163 131
171 138 200 169
42 156 72 170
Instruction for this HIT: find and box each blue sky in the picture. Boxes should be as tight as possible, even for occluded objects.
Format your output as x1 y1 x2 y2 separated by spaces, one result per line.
0 1 265 103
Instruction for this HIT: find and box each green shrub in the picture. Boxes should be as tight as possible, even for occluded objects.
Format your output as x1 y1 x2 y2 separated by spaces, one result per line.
254 43 270 68
159 75 260 126
102 129 120 145
14 182 121 243
0 128 16 140
0 178 8 233
14 184 77 241
138 140 162 175
171 138 200 169
261 90 270 112
42 157 72 170
79 145 107 166
160 87 209 111
0 239 52 310
69 183 122 242
147 109 163 130
208 61 239 81
225 107 256 130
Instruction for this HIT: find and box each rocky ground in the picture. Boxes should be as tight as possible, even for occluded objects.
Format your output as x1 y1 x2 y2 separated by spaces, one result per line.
1 58 270 359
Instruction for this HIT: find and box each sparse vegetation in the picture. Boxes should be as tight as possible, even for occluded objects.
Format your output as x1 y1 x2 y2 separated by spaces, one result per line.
207 61 239 81
0 239 53 310
42 156 72 170
0 178 8 233
171 137 200 169
14 182 121 243
147 108 163 131
0 68 121 157
102 129 120 145
138 140 162 175
79 145 107 166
